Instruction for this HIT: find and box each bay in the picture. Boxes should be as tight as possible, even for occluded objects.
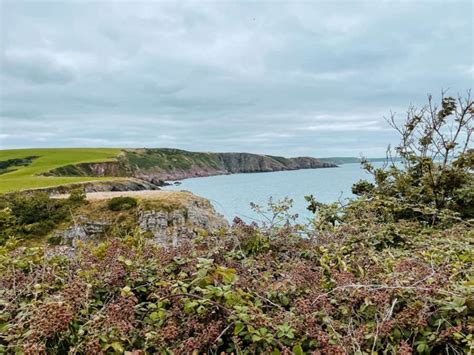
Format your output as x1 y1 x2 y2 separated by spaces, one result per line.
164 162 382 223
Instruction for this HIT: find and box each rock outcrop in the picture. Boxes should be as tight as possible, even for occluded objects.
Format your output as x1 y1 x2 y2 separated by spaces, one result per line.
139 200 227 246
30 178 161 195
51 191 228 248
51 217 108 247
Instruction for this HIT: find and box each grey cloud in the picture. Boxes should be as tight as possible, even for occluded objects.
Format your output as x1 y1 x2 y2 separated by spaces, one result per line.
0 0 472 156
2 51 75 84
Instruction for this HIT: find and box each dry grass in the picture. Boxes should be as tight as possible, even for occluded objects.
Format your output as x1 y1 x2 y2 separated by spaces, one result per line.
54 190 206 204
54 190 212 218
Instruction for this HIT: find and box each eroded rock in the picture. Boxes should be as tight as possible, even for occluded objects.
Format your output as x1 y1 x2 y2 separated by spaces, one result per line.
52 193 228 249
52 217 108 247
138 202 227 246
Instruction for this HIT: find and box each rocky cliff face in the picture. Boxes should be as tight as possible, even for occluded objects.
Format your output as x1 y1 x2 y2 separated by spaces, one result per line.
51 192 228 249
30 178 161 195
44 161 130 177
44 148 337 185
138 198 227 246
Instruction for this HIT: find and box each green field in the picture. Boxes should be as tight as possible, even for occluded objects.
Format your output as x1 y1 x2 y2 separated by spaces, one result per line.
0 148 121 193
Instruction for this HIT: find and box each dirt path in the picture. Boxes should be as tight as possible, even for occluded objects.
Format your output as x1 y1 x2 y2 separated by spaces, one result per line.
52 190 184 201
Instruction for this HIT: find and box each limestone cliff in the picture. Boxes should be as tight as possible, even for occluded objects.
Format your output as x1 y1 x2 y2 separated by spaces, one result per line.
51 191 228 249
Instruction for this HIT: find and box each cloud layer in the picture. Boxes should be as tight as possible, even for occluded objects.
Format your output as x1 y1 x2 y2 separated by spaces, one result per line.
1 0 472 157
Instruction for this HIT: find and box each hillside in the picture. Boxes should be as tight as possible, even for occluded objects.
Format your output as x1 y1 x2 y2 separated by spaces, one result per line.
0 148 122 194
122 149 337 182
319 157 395 164
47 148 337 183
0 148 336 193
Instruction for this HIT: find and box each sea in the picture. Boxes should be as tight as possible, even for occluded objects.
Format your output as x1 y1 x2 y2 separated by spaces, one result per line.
163 162 385 223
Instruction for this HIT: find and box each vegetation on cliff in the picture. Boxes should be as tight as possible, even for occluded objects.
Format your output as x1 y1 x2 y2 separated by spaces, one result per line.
0 148 335 194
0 156 39 175
48 148 337 183
0 93 472 353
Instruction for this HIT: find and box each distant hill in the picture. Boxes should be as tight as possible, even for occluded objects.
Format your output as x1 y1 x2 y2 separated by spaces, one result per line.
319 157 394 165
0 148 336 193
47 148 337 184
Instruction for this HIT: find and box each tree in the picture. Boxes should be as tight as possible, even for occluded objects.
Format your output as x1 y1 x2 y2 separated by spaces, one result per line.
354 91 473 222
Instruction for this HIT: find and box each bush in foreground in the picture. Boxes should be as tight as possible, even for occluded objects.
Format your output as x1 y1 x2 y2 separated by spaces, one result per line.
0 212 472 353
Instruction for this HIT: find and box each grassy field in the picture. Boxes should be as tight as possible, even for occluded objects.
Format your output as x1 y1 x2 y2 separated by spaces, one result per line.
0 148 121 193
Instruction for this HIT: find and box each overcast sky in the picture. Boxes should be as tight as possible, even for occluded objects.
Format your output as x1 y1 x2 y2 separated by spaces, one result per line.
0 1 472 157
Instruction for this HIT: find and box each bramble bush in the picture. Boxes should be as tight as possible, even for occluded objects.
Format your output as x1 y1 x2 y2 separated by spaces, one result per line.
0 208 472 353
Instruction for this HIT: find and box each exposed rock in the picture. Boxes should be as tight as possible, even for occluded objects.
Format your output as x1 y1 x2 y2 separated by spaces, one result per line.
52 217 108 247
51 192 228 248
43 160 130 177
138 199 228 246
98 179 160 192
25 178 161 195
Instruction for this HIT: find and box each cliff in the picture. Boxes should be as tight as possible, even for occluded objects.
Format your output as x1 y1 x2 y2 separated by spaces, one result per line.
50 191 228 250
45 148 337 184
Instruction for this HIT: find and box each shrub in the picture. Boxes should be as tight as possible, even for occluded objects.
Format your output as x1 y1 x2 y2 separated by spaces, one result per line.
351 179 374 196
1 213 471 353
0 191 86 245
47 234 63 245
68 188 86 204
0 207 16 245
1 92 472 353
353 92 473 223
107 196 138 211
7 192 58 224
23 220 56 236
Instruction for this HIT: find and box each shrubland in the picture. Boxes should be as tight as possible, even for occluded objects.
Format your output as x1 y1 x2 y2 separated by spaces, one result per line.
0 93 472 353
0 189 86 246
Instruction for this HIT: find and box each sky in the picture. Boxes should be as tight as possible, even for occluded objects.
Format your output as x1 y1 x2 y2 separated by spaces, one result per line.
0 0 472 157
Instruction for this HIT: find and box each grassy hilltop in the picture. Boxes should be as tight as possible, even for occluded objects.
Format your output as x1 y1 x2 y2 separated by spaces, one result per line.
0 148 121 193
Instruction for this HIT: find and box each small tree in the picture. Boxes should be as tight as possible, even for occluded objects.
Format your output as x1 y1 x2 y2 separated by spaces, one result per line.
68 188 86 204
353 91 473 222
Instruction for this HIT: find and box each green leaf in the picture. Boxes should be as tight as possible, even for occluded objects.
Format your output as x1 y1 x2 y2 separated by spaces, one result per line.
416 342 427 353
293 344 304 355
110 341 124 353
234 321 245 335
184 300 199 313
149 311 159 321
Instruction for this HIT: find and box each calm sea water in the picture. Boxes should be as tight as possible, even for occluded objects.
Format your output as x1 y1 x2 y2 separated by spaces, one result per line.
164 163 381 223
